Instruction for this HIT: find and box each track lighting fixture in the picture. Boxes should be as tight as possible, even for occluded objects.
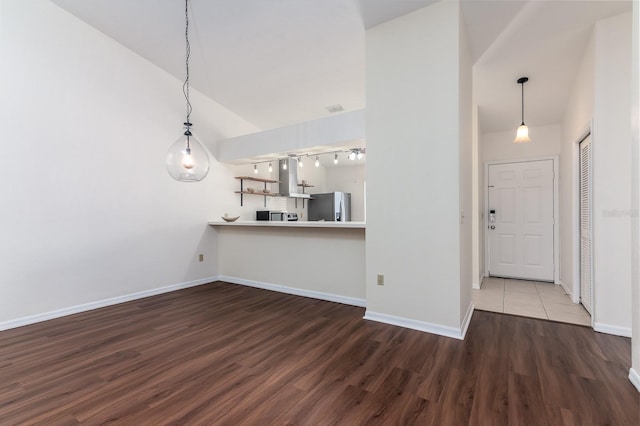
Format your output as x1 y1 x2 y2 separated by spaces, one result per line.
315 156 320 167
334 153 339 164
348 148 364 161
253 164 258 174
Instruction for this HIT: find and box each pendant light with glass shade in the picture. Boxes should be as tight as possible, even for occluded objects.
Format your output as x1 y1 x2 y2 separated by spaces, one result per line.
513 77 531 144
166 0 210 182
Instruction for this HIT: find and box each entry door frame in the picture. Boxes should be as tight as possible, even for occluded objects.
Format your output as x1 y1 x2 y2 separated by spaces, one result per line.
484 155 560 284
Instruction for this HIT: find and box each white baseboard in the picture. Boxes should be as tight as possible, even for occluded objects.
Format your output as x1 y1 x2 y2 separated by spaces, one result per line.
0 276 218 332
461 302 474 339
363 308 472 340
629 368 640 393
472 281 481 290
593 322 632 338
558 281 580 303
218 275 367 308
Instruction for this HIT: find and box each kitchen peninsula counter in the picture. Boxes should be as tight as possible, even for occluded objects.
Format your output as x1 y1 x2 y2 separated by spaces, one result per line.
211 220 366 307
208 220 365 229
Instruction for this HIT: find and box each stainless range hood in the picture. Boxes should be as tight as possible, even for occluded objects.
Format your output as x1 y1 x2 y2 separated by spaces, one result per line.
279 158 311 199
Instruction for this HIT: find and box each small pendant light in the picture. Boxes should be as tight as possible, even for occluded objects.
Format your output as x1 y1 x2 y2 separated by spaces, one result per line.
513 77 531 144
166 0 210 182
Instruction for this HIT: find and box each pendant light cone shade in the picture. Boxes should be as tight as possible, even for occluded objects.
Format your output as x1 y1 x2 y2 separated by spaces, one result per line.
167 128 209 181
514 76 531 143
167 0 210 182
514 124 531 143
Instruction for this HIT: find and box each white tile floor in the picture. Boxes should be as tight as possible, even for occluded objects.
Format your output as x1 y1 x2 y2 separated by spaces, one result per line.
472 277 591 326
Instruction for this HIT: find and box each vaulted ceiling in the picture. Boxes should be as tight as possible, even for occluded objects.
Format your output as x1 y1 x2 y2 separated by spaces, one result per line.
52 0 631 135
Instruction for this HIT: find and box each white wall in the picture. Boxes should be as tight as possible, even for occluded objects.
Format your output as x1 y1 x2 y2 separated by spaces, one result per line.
458 12 473 322
365 1 470 333
631 0 640 391
561 31 595 300
482 124 562 163
325 165 366 222
217 110 364 162
592 12 633 334
478 128 485 282
472 105 482 288
217 227 365 302
0 0 256 326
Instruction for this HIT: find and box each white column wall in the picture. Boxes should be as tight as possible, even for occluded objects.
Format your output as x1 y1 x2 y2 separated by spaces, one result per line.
365 1 470 335
458 11 473 324
592 12 633 335
630 0 640 392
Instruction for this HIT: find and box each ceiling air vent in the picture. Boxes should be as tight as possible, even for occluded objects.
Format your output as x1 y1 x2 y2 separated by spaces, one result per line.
326 104 344 113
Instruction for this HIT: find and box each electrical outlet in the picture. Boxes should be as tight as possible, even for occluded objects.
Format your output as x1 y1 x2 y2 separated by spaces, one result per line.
377 274 384 286
198 254 204 262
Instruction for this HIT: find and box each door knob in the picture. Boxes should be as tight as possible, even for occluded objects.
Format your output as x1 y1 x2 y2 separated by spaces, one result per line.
490 225 495 230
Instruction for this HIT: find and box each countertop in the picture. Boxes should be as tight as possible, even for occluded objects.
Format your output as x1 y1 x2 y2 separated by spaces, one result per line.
208 220 366 229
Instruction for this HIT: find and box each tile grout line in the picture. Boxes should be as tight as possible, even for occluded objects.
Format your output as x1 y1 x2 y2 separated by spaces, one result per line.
537 284 551 320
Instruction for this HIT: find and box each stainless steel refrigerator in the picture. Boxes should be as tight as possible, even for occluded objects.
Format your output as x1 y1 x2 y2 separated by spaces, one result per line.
308 192 351 222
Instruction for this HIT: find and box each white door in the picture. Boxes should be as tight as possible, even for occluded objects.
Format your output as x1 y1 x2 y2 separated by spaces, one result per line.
579 136 593 314
488 160 555 281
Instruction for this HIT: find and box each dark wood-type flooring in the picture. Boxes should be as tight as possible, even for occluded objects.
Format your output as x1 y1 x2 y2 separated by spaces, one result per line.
0 281 637 425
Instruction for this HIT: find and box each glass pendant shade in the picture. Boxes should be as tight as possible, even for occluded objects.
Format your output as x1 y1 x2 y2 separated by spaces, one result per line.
166 132 210 182
513 124 531 144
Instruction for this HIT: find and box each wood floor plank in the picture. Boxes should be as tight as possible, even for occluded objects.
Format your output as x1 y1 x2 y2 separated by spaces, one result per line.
0 281 637 425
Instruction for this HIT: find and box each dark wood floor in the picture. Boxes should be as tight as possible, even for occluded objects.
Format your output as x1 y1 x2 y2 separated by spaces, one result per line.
0 282 637 425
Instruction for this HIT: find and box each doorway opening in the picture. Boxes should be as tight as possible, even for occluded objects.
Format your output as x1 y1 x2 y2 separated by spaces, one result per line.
484 158 559 282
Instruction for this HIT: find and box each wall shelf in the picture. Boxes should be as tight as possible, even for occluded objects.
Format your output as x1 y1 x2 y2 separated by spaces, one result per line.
295 183 314 208
235 176 279 207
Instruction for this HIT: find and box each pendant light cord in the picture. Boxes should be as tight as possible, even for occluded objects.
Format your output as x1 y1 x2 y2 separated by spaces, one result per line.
520 81 525 125
183 0 192 127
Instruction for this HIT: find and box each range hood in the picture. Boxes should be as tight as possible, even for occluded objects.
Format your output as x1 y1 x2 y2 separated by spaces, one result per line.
279 158 311 199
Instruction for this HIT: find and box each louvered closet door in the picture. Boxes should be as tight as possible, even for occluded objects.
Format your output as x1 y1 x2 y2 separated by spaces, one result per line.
579 135 593 315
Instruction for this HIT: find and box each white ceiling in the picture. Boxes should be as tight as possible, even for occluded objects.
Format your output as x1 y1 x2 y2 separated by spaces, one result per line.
473 0 631 133
52 0 631 137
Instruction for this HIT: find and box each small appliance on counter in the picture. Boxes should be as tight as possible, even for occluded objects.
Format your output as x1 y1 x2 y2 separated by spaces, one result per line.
256 211 298 221
256 210 271 221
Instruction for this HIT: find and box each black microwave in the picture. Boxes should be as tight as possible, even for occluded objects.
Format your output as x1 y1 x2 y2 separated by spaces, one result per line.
256 210 271 221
